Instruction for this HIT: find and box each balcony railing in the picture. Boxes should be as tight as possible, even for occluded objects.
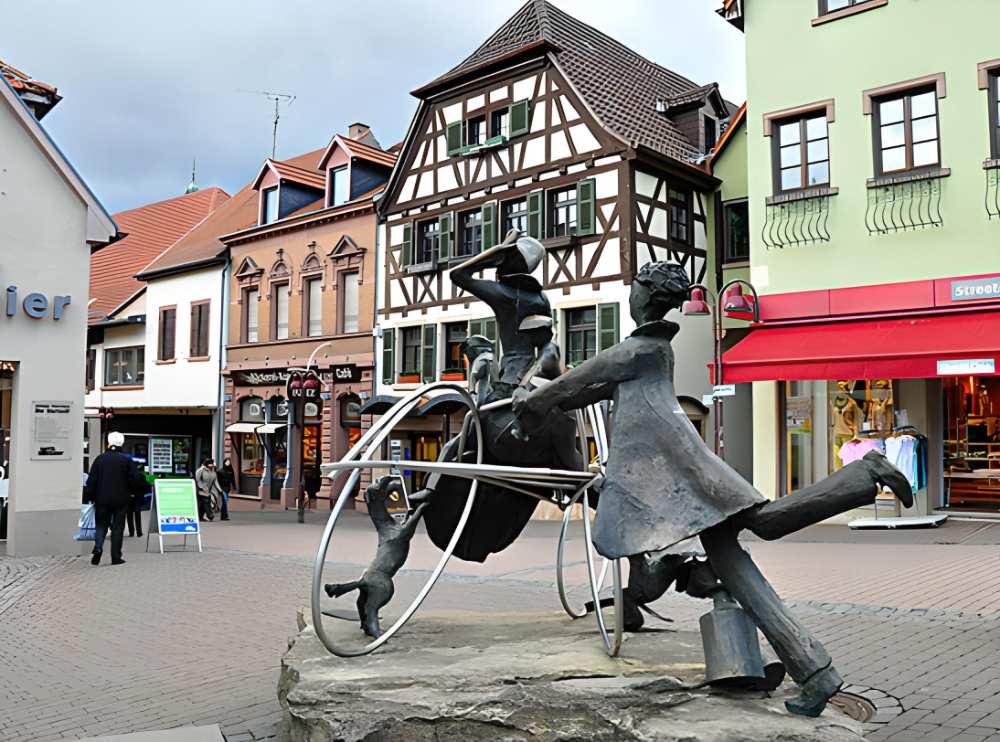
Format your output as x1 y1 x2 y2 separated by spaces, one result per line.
865 168 948 235
761 187 837 249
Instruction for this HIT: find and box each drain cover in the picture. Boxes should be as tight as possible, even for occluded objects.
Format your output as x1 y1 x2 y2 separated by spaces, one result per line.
829 692 875 722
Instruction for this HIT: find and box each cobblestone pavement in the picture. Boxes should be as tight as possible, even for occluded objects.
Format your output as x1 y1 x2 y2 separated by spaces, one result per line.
3 512 1000 741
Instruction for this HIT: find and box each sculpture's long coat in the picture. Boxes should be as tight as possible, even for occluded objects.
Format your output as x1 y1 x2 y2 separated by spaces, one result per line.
521 320 765 559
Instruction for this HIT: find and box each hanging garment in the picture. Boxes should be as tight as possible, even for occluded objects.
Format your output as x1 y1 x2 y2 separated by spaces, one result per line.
837 438 883 467
884 435 917 491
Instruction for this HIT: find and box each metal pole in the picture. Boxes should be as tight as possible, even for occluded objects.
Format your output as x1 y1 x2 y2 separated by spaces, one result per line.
714 301 724 459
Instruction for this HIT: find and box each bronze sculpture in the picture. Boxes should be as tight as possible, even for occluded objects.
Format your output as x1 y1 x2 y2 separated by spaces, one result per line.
514 261 913 717
324 476 428 638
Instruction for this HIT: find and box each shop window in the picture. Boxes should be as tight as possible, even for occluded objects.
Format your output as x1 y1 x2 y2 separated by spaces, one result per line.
457 209 482 258
565 307 597 367
262 187 278 225
158 306 176 361
773 113 830 192
305 277 323 337
190 301 210 358
873 88 939 175
944 376 1000 509
104 346 144 386
243 288 259 343
782 380 899 495
400 326 422 376
272 283 289 340
669 188 692 243
444 321 469 375
722 200 750 264
340 271 359 334
502 197 528 237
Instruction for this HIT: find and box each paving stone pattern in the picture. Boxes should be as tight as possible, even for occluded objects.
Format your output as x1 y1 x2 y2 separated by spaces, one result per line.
3 516 1000 741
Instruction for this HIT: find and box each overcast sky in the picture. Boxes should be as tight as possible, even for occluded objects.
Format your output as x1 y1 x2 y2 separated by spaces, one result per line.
2 0 744 214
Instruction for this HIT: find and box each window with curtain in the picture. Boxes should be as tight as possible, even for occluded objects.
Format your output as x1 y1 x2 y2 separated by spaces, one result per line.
330 167 349 207
245 288 259 343
444 321 469 374
340 271 359 333
190 301 210 357
273 285 289 340
158 306 176 361
401 326 422 374
104 346 145 386
306 278 323 337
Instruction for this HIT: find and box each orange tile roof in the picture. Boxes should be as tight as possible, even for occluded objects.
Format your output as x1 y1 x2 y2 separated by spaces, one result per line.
705 101 746 173
0 59 57 98
257 158 326 191
140 148 326 277
340 136 398 168
89 187 229 321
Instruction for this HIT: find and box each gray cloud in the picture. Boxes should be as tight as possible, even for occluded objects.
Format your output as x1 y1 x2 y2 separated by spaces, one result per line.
1 0 744 213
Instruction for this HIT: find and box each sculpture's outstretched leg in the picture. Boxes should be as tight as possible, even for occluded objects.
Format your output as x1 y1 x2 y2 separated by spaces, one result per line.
740 451 912 541
699 521 842 717
325 579 364 598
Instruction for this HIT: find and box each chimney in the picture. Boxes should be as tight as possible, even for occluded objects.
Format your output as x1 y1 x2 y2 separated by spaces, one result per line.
348 122 370 141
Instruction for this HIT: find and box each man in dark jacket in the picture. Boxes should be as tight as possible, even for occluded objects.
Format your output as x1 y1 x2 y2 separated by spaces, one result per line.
84 432 149 565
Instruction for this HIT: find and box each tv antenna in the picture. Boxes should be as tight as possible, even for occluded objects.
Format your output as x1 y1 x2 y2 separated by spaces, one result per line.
238 90 296 159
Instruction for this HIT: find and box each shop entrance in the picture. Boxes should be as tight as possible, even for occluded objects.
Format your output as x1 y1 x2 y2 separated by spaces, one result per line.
0 363 14 541
944 375 1000 510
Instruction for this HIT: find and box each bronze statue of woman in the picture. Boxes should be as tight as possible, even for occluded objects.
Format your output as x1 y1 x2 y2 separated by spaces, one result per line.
514 261 912 717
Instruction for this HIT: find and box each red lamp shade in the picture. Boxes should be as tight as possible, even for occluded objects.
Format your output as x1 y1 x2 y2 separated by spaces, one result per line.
682 287 711 316
722 285 754 314
287 372 303 399
302 371 321 399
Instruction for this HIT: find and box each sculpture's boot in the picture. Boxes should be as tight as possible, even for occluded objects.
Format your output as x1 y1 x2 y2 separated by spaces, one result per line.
739 454 910 541
863 450 914 507
784 662 843 717
585 592 644 631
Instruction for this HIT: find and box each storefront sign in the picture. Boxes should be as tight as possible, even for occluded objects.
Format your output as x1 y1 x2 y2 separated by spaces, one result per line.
30 400 72 460
149 437 173 474
233 366 360 387
951 277 1000 302
2 286 72 320
713 384 736 398
331 364 362 383
937 358 996 376
148 479 202 554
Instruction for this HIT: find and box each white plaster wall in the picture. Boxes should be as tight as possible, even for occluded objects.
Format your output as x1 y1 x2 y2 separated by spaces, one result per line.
143 268 223 409
0 100 91 553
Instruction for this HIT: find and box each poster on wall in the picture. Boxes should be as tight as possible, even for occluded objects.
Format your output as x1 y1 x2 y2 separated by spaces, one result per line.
150 437 173 474
30 400 73 460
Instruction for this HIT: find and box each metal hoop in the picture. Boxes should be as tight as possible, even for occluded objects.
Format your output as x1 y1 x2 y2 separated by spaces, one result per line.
556 484 610 619
581 485 623 657
310 382 484 657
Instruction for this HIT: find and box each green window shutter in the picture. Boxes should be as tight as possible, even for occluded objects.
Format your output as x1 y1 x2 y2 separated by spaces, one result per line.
484 317 498 355
527 189 545 239
597 303 620 352
438 213 452 261
382 328 395 384
577 178 596 236
446 122 463 156
481 202 497 251
401 223 413 267
509 100 530 138
422 325 437 382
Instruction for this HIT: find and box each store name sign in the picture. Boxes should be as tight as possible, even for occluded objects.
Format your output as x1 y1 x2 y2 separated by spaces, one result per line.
3 285 71 320
951 277 1000 302
233 366 359 387
936 358 996 376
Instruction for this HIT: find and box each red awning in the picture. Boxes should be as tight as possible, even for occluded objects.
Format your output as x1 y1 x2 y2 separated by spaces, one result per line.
721 311 1000 382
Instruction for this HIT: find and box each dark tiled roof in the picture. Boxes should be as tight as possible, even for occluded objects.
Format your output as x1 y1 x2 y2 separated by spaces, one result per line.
422 0 713 163
663 83 720 113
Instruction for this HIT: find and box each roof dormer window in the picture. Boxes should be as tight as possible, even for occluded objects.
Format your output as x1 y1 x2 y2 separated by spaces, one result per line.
262 187 279 225
330 166 349 207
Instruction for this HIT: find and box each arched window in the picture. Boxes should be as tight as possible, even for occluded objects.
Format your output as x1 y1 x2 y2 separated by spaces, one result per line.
240 396 265 422
340 394 362 429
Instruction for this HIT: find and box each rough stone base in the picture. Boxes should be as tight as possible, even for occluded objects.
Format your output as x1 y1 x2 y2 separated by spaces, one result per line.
279 609 865 742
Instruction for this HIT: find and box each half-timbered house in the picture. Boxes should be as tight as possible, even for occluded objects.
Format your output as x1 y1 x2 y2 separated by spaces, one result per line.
373 0 738 491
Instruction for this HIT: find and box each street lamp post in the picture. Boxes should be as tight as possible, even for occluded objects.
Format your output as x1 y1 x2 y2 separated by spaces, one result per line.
682 279 761 460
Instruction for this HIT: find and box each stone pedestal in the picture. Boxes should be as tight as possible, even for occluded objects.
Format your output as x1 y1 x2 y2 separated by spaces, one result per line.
279 609 865 741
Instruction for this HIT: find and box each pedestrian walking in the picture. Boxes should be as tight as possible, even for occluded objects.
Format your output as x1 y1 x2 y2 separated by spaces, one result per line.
216 457 235 521
126 464 145 538
194 458 223 522
84 432 150 566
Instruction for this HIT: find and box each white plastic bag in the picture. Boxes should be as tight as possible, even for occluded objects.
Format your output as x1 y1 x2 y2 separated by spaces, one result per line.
75 503 96 541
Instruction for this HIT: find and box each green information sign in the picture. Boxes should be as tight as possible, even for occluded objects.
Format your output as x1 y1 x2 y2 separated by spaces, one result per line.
146 478 201 554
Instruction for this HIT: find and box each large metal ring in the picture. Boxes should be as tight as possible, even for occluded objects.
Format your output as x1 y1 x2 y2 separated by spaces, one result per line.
310 382 483 657
556 484 609 620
